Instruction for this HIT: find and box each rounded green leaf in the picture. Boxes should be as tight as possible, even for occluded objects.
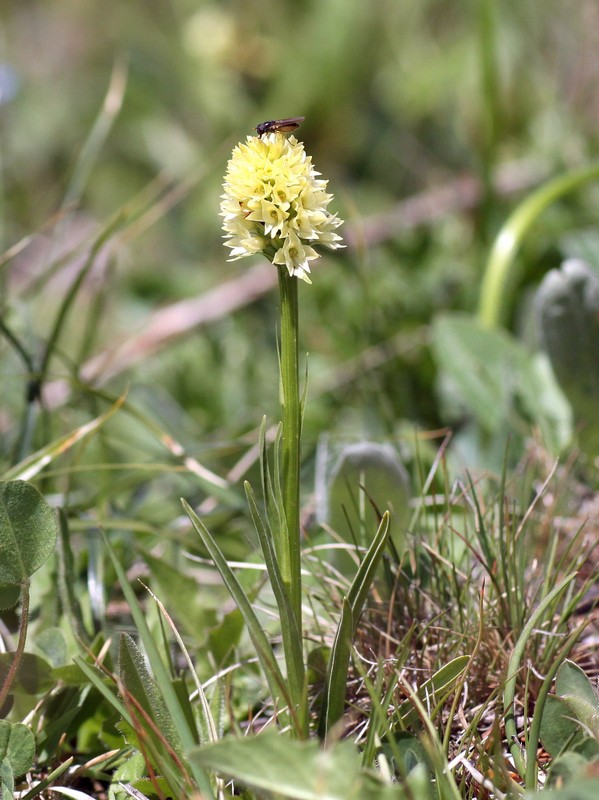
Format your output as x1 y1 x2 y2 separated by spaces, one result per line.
0 652 55 697
0 583 21 610
561 695 599 731
539 695 580 758
0 720 35 778
547 752 594 788
535 259 599 453
0 480 58 582
34 627 67 668
535 260 599 401
556 660 599 710
539 695 599 759
318 441 408 575
326 442 410 534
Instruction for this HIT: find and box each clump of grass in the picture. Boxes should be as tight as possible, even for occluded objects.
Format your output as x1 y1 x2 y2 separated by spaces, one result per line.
324 443 599 794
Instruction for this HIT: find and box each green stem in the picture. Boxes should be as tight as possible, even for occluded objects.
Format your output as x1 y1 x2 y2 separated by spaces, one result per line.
277 267 302 630
478 161 599 328
503 572 576 780
0 580 30 712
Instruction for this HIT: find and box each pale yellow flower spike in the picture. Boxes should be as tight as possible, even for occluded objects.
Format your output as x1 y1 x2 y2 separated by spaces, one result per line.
220 131 344 282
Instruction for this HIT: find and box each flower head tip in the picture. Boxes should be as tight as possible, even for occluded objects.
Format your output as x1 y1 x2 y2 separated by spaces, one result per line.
220 132 344 283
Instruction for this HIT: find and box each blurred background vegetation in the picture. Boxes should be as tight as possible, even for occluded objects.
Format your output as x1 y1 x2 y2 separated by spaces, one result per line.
2 0 599 527
4 3 599 795
0 0 599 436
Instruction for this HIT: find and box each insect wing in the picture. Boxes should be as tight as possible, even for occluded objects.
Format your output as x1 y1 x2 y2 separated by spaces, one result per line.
273 116 305 133
255 116 305 136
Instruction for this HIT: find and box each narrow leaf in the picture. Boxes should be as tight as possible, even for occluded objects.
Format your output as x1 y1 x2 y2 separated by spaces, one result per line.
72 659 129 722
18 756 73 800
2 395 125 482
504 572 577 778
100 531 214 798
318 598 353 741
346 511 390 615
245 482 305 716
119 633 183 751
319 512 391 740
183 499 294 722
397 655 470 726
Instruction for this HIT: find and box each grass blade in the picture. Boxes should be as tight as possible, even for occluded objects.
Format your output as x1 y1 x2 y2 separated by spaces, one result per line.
319 512 390 740
318 597 353 742
346 511 390 614
2 394 126 482
100 531 214 798
503 571 576 779
245 481 307 733
183 499 297 729
396 655 470 727
62 57 127 209
18 757 74 800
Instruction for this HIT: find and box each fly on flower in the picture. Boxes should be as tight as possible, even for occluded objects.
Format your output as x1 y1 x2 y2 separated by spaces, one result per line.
221 123 343 282
255 117 305 138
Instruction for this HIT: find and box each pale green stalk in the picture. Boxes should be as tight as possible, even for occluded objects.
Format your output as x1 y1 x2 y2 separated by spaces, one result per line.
277 268 302 631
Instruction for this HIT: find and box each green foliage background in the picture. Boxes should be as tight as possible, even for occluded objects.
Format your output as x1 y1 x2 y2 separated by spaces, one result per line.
2 2 599 795
3 0 598 454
